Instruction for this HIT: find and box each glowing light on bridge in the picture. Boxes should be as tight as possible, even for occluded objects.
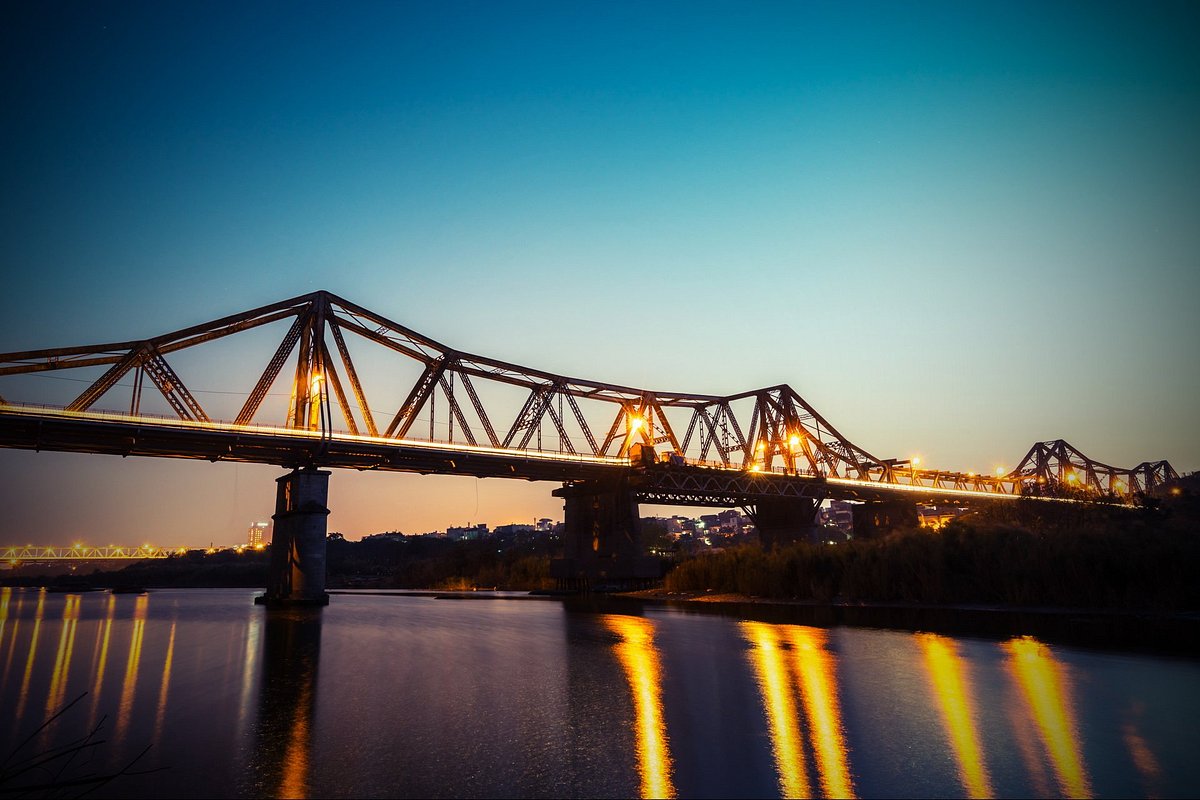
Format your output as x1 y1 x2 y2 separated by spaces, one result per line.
1003 636 1091 799
603 615 675 800
917 634 993 799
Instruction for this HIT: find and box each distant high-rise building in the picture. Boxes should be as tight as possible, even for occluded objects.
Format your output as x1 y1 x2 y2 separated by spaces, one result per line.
248 521 269 549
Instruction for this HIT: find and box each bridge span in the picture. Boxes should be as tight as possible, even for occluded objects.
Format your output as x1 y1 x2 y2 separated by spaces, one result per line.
0 290 1178 603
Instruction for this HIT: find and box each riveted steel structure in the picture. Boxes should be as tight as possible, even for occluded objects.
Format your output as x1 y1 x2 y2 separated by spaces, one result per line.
0 290 1177 501
0 290 1180 593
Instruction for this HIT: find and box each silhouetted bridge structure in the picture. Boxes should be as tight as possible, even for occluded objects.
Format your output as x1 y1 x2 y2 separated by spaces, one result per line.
0 291 1178 603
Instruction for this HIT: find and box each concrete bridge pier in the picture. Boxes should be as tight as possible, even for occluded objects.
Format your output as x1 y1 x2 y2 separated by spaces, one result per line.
751 497 823 549
256 467 331 607
850 499 919 539
551 479 663 590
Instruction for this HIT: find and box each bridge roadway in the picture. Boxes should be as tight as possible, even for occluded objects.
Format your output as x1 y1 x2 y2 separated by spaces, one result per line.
0 403 1025 507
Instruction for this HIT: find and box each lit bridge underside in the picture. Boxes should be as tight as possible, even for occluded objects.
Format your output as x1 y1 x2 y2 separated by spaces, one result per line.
0 290 1176 504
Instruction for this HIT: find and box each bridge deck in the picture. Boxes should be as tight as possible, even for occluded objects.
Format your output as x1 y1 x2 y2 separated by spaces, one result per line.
0 404 1033 505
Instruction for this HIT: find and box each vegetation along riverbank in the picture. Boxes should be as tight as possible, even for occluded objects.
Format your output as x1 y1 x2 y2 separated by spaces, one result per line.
6 490 1197 613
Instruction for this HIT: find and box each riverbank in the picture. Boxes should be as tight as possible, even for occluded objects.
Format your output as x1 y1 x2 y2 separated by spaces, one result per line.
613 588 1200 656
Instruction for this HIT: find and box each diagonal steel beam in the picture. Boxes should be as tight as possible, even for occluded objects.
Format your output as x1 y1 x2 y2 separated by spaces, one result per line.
141 349 210 422
439 374 477 446
328 319 377 437
563 392 598 456
386 358 449 439
66 348 145 412
513 388 556 450
457 372 499 448
321 342 359 436
235 312 307 426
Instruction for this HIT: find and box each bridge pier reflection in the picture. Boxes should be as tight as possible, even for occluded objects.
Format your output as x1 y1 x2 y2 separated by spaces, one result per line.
257 468 331 607
246 609 323 799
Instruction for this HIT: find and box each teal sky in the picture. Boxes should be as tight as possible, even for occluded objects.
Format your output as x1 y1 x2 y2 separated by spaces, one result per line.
1 1 1197 546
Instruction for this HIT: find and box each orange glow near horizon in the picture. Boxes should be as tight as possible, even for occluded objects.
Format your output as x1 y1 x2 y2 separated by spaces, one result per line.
917 633 993 799
741 621 811 799
1004 636 1091 799
603 614 676 800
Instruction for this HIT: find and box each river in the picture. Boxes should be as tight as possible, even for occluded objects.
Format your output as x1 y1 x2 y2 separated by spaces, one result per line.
0 587 1196 798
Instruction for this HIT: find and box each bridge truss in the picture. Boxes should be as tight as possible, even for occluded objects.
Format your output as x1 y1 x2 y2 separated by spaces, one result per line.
3 544 175 561
0 291 1177 501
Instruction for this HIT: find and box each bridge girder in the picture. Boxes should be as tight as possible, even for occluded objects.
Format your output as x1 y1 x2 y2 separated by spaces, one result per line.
0 290 1176 501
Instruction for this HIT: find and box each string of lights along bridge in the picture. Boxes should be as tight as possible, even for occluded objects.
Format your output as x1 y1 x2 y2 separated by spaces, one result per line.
0 290 1178 601
0 290 1176 497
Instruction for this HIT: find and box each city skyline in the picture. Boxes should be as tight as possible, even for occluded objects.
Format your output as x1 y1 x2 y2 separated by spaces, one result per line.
2 1 1197 546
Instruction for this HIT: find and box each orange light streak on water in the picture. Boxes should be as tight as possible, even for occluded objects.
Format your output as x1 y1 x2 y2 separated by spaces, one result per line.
0 588 10 651
45 594 81 715
0 587 15 690
603 615 676 800
917 633 993 799
1123 718 1162 796
278 679 313 800
787 627 855 799
88 594 117 728
1003 636 1091 798
13 590 46 726
153 622 177 741
741 622 810 799
115 595 149 741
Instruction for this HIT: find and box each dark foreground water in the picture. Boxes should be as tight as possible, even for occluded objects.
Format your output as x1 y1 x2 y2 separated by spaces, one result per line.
1 587 1197 798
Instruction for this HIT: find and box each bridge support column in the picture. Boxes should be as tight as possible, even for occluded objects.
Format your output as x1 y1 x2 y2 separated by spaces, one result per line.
551 479 662 590
751 497 822 549
256 468 331 607
851 500 919 539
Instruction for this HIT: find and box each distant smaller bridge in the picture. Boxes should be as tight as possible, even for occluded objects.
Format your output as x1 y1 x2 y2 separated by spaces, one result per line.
3 544 180 562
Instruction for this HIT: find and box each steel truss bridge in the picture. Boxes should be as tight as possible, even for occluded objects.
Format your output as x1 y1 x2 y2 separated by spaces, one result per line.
0 291 1177 506
3 544 175 562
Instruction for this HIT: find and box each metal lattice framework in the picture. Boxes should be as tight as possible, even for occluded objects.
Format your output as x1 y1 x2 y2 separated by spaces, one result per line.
1008 439 1179 495
0 291 1177 500
2 544 175 561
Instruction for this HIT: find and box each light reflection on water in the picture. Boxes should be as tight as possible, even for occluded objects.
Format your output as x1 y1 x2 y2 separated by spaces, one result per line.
1004 636 1092 798
917 633 993 798
0 588 1195 799
602 614 675 799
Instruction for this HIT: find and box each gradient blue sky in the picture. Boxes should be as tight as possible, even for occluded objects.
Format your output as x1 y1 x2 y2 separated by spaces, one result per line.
2 1 1197 546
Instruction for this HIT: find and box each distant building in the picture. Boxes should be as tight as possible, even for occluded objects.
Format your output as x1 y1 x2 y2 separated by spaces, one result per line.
918 506 963 531
491 523 535 537
247 521 269 549
447 523 489 540
363 531 406 542
821 501 855 532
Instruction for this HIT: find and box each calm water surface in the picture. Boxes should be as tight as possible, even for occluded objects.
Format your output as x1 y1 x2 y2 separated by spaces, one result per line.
0 587 1196 798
